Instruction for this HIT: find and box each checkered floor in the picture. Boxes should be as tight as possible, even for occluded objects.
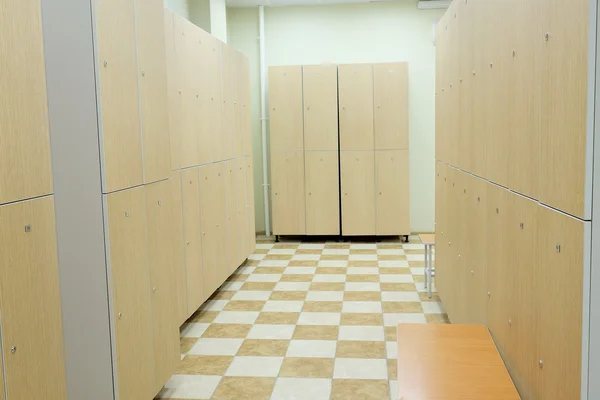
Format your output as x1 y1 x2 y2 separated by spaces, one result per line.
156 236 447 400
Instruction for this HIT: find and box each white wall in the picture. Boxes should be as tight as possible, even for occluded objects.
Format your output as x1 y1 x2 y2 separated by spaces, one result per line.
229 2 443 233
189 0 211 32
164 0 190 18
210 0 228 42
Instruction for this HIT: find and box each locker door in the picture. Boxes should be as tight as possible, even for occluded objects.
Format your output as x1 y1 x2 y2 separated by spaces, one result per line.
305 151 340 235
145 180 179 393
375 150 409 236
170 171 188 324
0 0 53 205
225 159 243 274
271 151 306 235
105 187 154 400
233 51 244 158
341 151 375 235
235 159 249 265
221 43 235 161
136 0 170 184
540 0 589 218
200 162 229 295
434 163 447 298
467 176 487 324
164 10 181 171
374 63 408 150
537 206 585 400
197 28 215 165
97 0 143 192
245 157 256 254
241 58 252 157
339 64 374 151
303 65 338 151
268 66 304 152
0 197 67 400
206 39 224 162
440 167 458 321
181 168 205 314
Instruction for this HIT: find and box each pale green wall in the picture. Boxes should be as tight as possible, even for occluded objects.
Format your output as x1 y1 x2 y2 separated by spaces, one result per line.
164 0 190 18
189 0 211 32
228 3 442 234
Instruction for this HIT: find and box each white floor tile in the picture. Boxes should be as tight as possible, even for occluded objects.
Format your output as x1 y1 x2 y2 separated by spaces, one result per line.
247 324 296 339
383 313 427 326
258 260 290 267
348 254 378 261
402 244 424 250
322 249 350 255
157 375 222 399
292 254 321 261
256 243 275 249
271 377 332 400
350 243 377 249
407 254 428 262
219 281 244 291
274 282 312 291
284 267 317 275
378 260 409 267
200 300 229 311
422 302 445 314
380 275 413 283
188 338 244 356
245 274 282 282
347 267 379 275
286 340 337 358
180 323 210 338
235 266 256 274
377 249 405 255
386 341 398 359
269 248 297 255
338 326 384 341
344 282 381 291
298 243 326 249
381 292 420 302
333 358 387 380
306 291 344 301
213 311 260 324
410 267 425 275
262 300 304 312
231 291 272 301
389 380 398 400
318 260 348 267
248 254 266 260
312 274 346 282
225 356 283 377
297 312 341 326
342 301 382 313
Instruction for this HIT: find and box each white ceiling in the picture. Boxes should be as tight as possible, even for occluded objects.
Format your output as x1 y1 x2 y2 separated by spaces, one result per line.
226 0 422 9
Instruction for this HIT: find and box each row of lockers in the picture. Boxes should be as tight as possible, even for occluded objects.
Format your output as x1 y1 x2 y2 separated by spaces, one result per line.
435 0 593 219
435 162 586 400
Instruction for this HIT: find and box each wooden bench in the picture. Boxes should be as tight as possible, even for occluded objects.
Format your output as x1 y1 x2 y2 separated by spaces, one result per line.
396 324 520 400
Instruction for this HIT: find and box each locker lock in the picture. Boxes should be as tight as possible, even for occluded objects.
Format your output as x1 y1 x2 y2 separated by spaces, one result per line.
125 211 131 218
24 225 31 232
309 192 312 195
470 270 474 275
489 62 493 68
158 200 163 206
508 319 512 327
142 71 146 77
545 32 550 41
487 292 491 297
520 222 524 229
496 208 499 214
153 287 157 293
103 60 108 67
539 360 544 369
512 49 516 57
477 197 480 202
118 312 123 319
10 346 16 354
472 70 476 76
555 244 561 253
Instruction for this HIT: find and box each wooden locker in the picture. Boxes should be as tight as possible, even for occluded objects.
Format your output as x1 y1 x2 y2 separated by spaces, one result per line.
303 64 339 151
144 180 179 393
235 159 249 265
181 168 205 314
469 0 487 177
305 151 340 235
375 150 409 235
451 170 469 323
170 171 188 324
434 163 447 298
105 187 154 400
536 206 585 400
225 159 242 274
164 9 182 171
440 166 459 321
341 151 375 235
179 18 200 168
268 66 304 152
373 63 409 150
0 197 67 400
540 0 589 218
200 162 229 295
233 51 245 158
96 0 143 192
339 64 374 151
197 28 217 165
271 151 306 235
466 175 487 324
206 39 224 162
457 0 473 173
0 0 53 205
508 192 540 400
241 58 253 157
221 43 236 161
245 157 256 254
136 0 170 184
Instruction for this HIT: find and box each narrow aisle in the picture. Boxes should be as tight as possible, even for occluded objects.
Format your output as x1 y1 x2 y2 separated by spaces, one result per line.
156 236 447 400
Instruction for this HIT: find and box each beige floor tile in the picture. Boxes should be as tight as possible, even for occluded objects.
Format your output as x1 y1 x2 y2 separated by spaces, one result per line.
202 324 252 339
177 355 233 375
212 377 276 400
241 282 278 291
425 314 450 324
279 357 334 378
336 341 386 359
289 260 319 267
189 310 219 323
377 243 403 249
303 301 343 313
180 337 199 354
404 249 425 255
226 274 248 282
343 291 381 301
245 259 261 266
273 244 299 249
350 249 377 255
384 326 397 341
320 254 349 261
413 275 425 283
348 260 378 267
325 243 351 249
340 313 384 326
254 249 269 254
280 274 314 282
387 359 397 380
419 292 441 302
210 291 236 300
310 282 345 291
253 267 286 274
378 267 410 275
236 339 290 356
330 379 389 400
380 283 417 292
382 302 423 313
255 312 300 325
346 274 379 282
293 325 339 340
316 267 347 274
224 301 266 311
269 291 307 301
408 261 425 268
296 249 324 255
264 254 293 260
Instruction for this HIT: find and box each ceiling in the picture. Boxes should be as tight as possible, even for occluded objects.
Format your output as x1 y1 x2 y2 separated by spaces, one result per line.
225 0 437 9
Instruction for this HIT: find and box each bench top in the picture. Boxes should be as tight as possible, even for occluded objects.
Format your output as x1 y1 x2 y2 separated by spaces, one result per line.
396 324 520 400
418 233 435 245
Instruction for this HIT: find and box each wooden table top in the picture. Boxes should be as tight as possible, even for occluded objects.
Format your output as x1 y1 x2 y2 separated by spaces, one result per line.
418 233 435 245
396 324 520 400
